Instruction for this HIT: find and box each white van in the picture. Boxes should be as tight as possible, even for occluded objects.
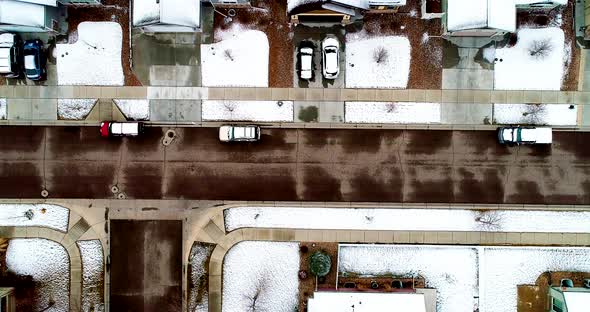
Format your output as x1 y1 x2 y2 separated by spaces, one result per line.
497 126 552 145
100 121 144 137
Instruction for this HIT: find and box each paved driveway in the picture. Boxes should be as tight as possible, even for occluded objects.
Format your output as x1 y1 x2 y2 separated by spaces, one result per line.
0 127 589 204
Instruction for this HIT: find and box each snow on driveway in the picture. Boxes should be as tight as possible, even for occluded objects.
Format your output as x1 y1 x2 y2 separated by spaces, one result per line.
223 241 299 312
494 27 565 90
6 238 70 312
345 102 440 123
345 33 411 89
56 22 124 86
224 206 590 233
493 103 577 126
77 240 105 312
201 24 269 87
202 100 293 122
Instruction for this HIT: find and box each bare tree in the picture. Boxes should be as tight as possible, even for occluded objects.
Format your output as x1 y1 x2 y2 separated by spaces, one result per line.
373 46 389 64
474 210 502 231
386 102 397 113
529 39 553 60
224 49 235 61
521 104 546 125
223 101 236 113
244 277 267 311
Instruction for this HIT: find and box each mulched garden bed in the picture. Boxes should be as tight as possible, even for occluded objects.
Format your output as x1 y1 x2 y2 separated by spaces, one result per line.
516 0 580 91
298 242 338 312
213 0 294 88
66 0 142 86
360 0 443 89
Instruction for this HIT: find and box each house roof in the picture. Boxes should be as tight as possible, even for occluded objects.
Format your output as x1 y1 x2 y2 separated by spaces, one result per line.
287 0 405 13
14 0 56 7
133 0 200 28
307 291 427 312
446 0 515 33
0 0 46 28
563 292 590 312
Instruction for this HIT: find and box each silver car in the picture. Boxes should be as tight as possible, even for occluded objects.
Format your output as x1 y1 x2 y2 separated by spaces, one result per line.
322 36 340 79
219 125 261 142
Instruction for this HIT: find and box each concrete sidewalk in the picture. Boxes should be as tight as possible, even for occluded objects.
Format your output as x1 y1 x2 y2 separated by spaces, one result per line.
1 86 589 129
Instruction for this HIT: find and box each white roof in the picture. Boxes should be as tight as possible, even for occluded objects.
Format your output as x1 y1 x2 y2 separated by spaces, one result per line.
446 0 516 32
308 291 427 312
133 0 200 28
14 0 56 6
0 0 46 28
563 292 590 312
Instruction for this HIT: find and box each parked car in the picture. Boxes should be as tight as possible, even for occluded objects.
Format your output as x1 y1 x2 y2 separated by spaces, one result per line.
100 121 144 137
0 33 22 78
23 39 46 81
219 125 261 142
497 126 552 145
322 36 340 79
297 41 315 80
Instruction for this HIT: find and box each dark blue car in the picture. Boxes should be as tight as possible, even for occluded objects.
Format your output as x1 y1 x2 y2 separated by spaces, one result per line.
23 39 46 81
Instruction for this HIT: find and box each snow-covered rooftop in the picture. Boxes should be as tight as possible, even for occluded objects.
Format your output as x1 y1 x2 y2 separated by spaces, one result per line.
308 292 426 312
133 0 200 28
287 0 406 13
446 0 515 32
563 292 590 312
0 0 46 28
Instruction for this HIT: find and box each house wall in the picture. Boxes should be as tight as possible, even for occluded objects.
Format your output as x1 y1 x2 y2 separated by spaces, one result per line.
209 0 250 7
548 288 567 312
58 0 101 4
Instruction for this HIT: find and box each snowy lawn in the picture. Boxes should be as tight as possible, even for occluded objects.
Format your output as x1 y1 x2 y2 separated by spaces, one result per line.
202 100 293 122
189 243 215 312
224 207 590 233
494 27 565 90
0 203 69 232
56 22 124 86
493 103 577 126
345 102 440 123
6 238 70 312
77 240 104 312
223 241 299 312
201 24 269 87
113 99 150 120
0 98 6 120
480 247 590 312
345 33 411 89
339 244 479 312
339 244 590 312
58 99 97 120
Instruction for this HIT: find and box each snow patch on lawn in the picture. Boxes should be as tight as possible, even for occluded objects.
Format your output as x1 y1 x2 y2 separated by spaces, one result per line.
202 25 269 87
77 240 105 312
339 244 479 312
56 22 124 86
58 99 97 120
188 243 215 312
494 27 565 90
6 238 70 312
113 99 150 120
0 203 69 232
493 103 577 126
0 98 6 120
223 241 299 312
481 247 590 312
346 32 411 89
224 207 590 233
202 100 293 122
345 102 440 123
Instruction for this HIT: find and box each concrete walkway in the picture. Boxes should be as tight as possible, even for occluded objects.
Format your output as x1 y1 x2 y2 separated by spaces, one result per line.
1 86 589 129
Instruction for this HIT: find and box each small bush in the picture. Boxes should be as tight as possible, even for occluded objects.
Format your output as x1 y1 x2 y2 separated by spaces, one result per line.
373 46 389 64
309 251 331 277
298 106 318 122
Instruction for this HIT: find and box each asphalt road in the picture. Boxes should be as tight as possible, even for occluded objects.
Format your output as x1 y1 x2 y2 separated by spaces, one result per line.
1 126 589 204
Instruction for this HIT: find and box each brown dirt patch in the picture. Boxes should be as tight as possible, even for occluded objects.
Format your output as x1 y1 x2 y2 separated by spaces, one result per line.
298 242 338 312
360 0 443 89
516 0 580 91
66 0 142 86
213 0 293 88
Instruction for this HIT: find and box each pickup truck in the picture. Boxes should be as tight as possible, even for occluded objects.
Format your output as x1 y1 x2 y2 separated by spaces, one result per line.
497 126 552 145
100 121 144 137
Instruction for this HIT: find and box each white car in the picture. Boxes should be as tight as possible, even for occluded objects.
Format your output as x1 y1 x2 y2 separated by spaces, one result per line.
219 125 261 142
100 121 144 137
497 126 552 145
322 37 340 79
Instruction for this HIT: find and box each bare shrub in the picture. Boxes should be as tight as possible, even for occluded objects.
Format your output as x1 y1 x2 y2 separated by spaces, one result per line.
529 39 553 60
385 102 397 113
373 46 389 64
224 49 235 61
474 210 502 231
244 277 267 311
223 101 236 113
521 104 546 125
